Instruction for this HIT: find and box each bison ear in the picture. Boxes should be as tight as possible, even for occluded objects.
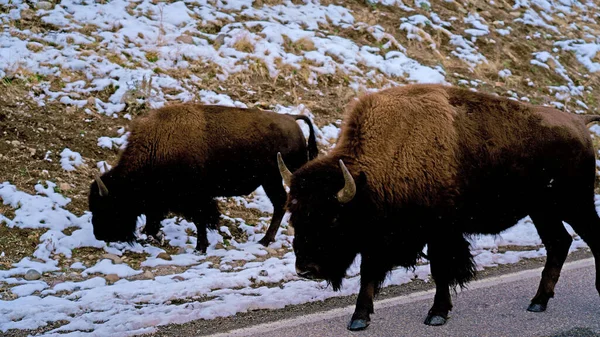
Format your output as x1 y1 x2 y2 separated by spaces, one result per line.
95 174 109 197
277 152 293 187
336 160 356 203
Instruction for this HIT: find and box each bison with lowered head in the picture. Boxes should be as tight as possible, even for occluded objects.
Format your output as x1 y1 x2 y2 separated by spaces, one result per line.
278 84 600 330
90 104 317 253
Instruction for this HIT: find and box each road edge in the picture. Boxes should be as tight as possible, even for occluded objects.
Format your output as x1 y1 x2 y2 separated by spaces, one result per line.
208 258 595 337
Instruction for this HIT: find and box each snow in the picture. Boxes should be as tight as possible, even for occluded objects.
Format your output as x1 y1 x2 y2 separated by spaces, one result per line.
59 148 85 172
11 282 48 297
554 40 600 73
97 132 130 150
82 259 142 278
0 178 595 335
498 69 512 78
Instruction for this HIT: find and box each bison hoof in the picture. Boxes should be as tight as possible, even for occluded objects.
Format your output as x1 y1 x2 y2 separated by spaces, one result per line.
424 314 447 326
145 232 165 246
347 319 370 331
258 237 273 247
527 303 547 312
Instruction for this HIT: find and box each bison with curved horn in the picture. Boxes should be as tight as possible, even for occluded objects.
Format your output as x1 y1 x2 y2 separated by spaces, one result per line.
278 84 600 330
90 104 317 253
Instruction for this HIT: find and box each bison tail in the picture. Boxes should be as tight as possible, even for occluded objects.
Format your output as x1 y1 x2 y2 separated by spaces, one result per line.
580 114 600 125
294 115 319 160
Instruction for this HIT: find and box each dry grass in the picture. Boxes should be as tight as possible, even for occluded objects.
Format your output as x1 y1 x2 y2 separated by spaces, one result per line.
145 50 160 63
232 34 255 53
282 35 316 54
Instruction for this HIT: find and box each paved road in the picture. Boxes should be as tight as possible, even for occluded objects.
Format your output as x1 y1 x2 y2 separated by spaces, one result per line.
211 259 600 337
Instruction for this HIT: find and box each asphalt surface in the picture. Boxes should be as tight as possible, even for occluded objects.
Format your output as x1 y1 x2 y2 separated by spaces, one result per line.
210 258 600 337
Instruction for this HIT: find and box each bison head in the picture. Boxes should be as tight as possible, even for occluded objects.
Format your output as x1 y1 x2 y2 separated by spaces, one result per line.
88 173 138 244
278 153 363 290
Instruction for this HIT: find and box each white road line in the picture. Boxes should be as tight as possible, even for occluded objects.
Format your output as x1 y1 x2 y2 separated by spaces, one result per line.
207 258 595 337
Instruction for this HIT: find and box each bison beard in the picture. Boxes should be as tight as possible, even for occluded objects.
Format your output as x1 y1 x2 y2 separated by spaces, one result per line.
89 104 317 253
279 84 600 331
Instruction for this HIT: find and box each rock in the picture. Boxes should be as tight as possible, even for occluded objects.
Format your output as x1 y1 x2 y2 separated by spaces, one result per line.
177 247 187 254
20 9 35 21
172 275 185 281
509 11 521 17
59 182 72 191
28 148 36 157
24 269 41 280
142 270 154 279
11 140 20 147
105 274 120 283
157 252 172 261
36 1 53 10
259 270 268 277
87 97 96 106
101 253 123 264
176 35 194 44
214 34 226 46
265 248 277 255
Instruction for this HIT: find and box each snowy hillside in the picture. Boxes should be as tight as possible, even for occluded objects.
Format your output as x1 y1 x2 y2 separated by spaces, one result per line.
1 0 600 335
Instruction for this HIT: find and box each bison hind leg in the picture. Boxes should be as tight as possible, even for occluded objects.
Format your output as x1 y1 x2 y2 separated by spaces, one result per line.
527 212 572 312
562 204 600 297
191 199 222 254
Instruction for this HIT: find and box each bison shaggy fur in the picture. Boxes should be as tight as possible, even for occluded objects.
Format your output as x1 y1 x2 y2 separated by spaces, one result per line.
90 104 317 253
279 84 600 330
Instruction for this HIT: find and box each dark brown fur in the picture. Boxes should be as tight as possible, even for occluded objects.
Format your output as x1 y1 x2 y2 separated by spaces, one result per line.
286 84 600 330
90 104 317 252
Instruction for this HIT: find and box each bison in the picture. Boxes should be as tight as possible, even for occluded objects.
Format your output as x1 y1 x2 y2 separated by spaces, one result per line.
90 103 317 253
277 84 600 331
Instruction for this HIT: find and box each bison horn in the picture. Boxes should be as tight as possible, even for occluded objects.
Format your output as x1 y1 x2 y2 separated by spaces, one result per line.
95 174 109 197
337 160 356 203
277 152 293 187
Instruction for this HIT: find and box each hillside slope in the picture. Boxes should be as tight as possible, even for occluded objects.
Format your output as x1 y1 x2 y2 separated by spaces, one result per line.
1 0 600 336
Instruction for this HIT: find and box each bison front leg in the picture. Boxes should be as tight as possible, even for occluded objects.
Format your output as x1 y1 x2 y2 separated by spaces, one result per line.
425 257 453 326
142 210 166 245
348 257 386 331
425 235 476 326
348 277 376 331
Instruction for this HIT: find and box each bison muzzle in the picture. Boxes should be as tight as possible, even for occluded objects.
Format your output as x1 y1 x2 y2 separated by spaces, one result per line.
90 103 317 253
278 84 600 331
